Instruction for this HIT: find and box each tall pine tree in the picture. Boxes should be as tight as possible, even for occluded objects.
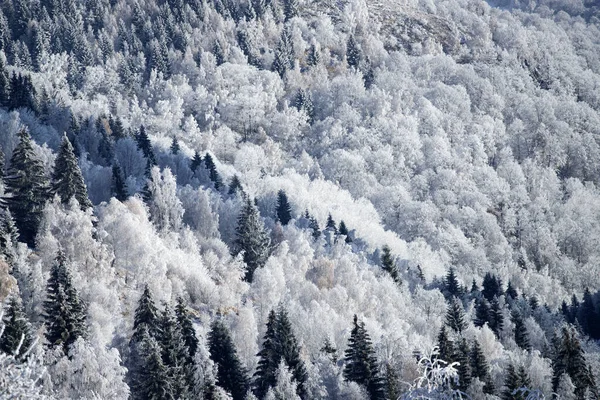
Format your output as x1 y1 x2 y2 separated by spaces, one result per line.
0 294 33 359
208 318 250 400
51 133 92 209
470 339 495 394
343 315 386 400
3 129 50 247
43 251 87 354
381 245 400 284
276 189 292 225
445 297 466 334
234 197 270 282
254 308 308 399
159 305 190 399
203 153 223 190
552 326 599 399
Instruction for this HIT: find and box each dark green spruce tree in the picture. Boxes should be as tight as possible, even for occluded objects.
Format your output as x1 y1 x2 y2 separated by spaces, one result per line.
346 34 361 70
228 175 243 196
489 296 504 337
190 151 203 173
159 305 190 399
132 324 174 400
111 164 128 201
135 125 157 174
470 339 495 394
254 308 308 399
338 221 352 243
276 189 293 225
43 251 87 354
436 326 454 363
175 298 199 392
381 245 400 284
0 294 33 359
444 267 461 298
445 297 467 334
326 214 337 233
234 197 270 282
3 129 50 247
474 297 490 328
208 318 250 400
128 286 163 399
343 315 386 400
454 338 471 392
170 137 180 155
502 364 531 400
203 153 223 190
512 310 531 351
51 133 92 209
552 326 599 399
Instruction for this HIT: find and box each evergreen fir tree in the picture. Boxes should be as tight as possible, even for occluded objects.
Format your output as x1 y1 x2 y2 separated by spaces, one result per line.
293 89 314 124
159 305 190 399
175 298 198 392
0 295 33 359
190 151 203 173
512 311 531 351
254 310 279 399
552 326 599 398
436 326 454 363
111 164 128 201
97 117 115 164
234 197 270 282
43 251 87 354
276 189 292 225
506 281 518 300
51 133 92 209
482 272 503 301
228 175 243 196
579 288 600 339
131 325 174 400
3 129 50 247
470 339 494 394
0 56 10 107
444 267 461 298
213 41 225 66
0 208 19 262
384 363 400 400
283 0 298 21
254 308 308 399
343 315 386 400
381 246 400 284
346 34 361 70
471 279 479 293
489 296 504 337
445 297 467 334
135 125 157 172
474 297 490 327
109 115 126 140
502 363 528 400
454 338 472 392
307 43 320 67
272 27 294 78
208 319 250 400
338 220 352 243
132 285 161 341
203 153 223 190
326 214 337 233
274 308 307 398
308 215 321 240
170 137 180 155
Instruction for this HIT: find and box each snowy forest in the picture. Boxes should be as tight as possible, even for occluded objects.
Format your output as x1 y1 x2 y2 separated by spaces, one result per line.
1 0 600 398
